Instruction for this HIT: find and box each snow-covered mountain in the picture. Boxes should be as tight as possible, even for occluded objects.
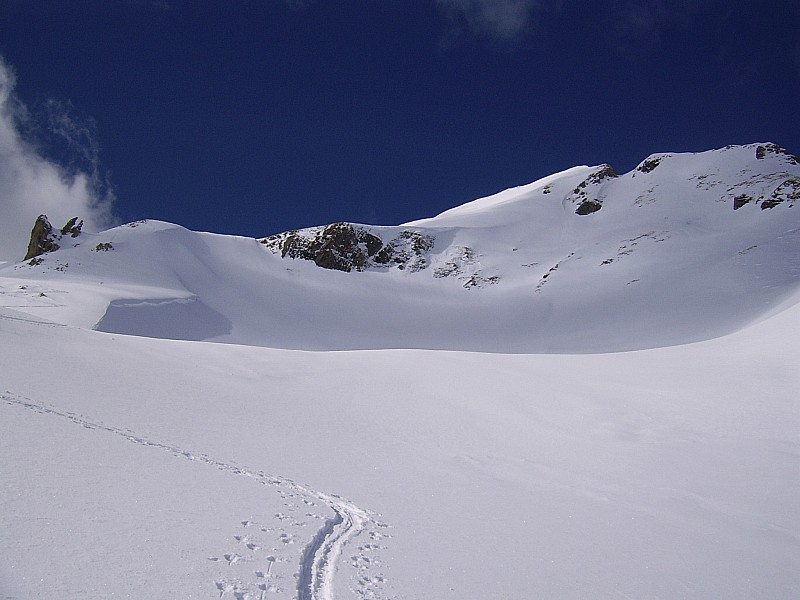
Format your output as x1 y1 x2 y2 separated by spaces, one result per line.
1 143 798 600
3 142 800 352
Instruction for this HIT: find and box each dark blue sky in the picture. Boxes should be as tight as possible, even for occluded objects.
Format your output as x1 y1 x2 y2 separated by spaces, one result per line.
1 0 798 238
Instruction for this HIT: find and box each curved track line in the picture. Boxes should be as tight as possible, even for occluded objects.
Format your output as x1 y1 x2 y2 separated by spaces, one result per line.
3 392 387 600
298 511 344 600
296 493 370 600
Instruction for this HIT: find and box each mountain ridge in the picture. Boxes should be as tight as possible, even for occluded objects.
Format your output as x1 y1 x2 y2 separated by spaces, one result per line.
2 143 799 599
2 142 799 353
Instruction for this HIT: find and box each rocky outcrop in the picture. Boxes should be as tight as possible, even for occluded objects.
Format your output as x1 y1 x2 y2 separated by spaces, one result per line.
761 177 800 209
260 222 434 273
372 230 434 271
575 200 602 215
755 143 799 164
733 194 753 210
60 217 83 237
272 222 382 271
569 164 617 215
730 177 800 210
24 214 83 261
636 157 662 173
24 215 60 260
254 144 798 281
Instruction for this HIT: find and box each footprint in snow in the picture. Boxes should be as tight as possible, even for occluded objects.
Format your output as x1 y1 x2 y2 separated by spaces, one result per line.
215 580 235 598
358 544 386 552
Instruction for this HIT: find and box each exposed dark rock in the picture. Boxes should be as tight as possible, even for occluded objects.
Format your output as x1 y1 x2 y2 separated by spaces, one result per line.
569 164 617 215
94 242 114 252
370 230 434 271
761 177 800 209
587 164 617 184
60 217 83 237
534 260 563 293
434 262 460 278
277 222 382 272
372 245 392 265
575 200 602 215
756 144 800 165
24 215 60 260
462 273 500 289
24 214 85 261
733 194 753 210
260 222 434 273
637 158 662 173
433 246 476 279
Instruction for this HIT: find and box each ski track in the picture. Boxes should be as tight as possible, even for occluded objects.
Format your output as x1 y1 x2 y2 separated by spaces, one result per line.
3 391 393 600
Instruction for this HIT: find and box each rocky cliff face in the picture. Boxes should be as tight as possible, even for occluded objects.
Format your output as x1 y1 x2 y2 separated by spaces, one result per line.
24 215 83 261
260 222 434 273
24 215 58 261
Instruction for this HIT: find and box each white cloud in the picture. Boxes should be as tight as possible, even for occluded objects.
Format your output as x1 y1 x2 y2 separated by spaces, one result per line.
0 58 115 262
436 0 540 41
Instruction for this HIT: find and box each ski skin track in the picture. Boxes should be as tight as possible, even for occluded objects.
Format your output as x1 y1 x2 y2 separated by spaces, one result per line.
297 512 344 600
296 493 370 600
3 391 383 600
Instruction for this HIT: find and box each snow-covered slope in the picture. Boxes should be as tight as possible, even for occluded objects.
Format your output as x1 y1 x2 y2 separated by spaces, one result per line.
2 143 799 352
1 276 798 600
1 143 799 599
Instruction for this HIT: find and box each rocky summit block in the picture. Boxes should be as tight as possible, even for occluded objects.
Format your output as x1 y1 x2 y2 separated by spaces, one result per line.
24 214 84 261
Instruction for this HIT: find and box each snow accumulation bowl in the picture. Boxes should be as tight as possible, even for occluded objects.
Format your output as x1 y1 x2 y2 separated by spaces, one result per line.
2 143 800 353
1 143 799 600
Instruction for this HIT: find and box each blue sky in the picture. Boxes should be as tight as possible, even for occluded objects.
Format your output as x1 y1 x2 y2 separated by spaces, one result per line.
0 0 798 254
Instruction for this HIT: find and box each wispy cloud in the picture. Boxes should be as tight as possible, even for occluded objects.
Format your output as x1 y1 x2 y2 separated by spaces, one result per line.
0 58 115 262
436 0 542 43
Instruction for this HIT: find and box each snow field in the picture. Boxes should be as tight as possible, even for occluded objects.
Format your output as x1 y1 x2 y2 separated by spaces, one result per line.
1 295 798 598
1 143 799 598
